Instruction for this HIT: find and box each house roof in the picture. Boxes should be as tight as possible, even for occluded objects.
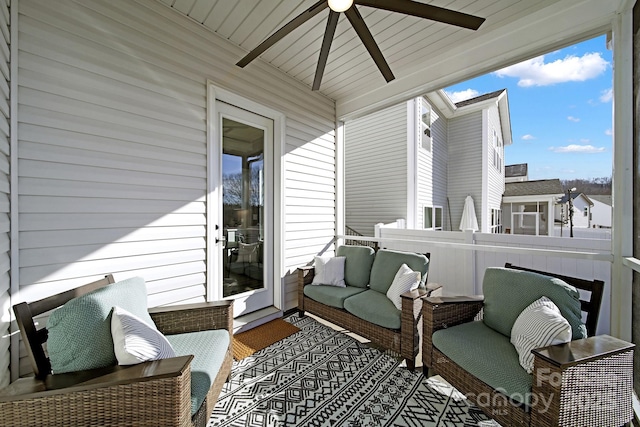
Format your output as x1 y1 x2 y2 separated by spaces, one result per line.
505 163 528 178
503 179 563 197
159 1 625 121
558 192 594 205
455 89 506 107
426 88 513 146
589 195 612 206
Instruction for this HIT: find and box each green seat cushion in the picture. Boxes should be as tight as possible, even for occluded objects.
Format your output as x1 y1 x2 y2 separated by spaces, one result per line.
336 245 376 288
304 285 366 309
343 289 400 329
432 321 533 406
368 249 429 294
47 276 153 374
167 330 230 416
482 267 586 339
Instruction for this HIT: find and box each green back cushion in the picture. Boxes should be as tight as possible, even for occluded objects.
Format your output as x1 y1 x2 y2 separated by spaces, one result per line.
368 249 429 293
47 276 153 373
336 245 376 288
482 268 586 339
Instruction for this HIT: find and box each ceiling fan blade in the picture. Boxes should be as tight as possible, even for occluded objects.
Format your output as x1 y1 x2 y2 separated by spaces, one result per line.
356 0 485 30
344 6 395 83
313 10 340 91
237 0 328 68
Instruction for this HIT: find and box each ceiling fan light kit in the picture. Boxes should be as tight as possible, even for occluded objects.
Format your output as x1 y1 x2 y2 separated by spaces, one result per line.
328 0 354 12
236 0 486 91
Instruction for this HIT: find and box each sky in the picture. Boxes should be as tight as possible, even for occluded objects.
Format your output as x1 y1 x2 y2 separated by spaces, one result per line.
445 35 613 181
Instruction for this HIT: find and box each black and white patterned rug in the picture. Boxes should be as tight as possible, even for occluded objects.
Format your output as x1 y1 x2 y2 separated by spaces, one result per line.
209 314 494 427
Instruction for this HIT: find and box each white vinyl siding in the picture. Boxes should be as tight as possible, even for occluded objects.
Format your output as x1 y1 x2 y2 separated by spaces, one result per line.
0 0 9 389
448 112 483 231
417 100 448 230
345 102 407 236
14 0 335 375
486 105 505 232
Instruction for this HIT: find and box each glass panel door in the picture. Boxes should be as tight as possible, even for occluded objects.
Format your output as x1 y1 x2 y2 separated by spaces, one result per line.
216 101 273 316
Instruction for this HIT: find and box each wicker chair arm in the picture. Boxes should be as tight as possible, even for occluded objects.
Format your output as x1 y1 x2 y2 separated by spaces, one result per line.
0 356 194 427
297 266 315 286
530 335 634 426
422 296 484 369
149 300 233 336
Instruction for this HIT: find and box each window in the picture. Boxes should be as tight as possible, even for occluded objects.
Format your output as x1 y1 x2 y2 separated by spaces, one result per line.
491 208 502 233
424 206 443 230
420 99 431 152
492 130 502 171
584 207 588 217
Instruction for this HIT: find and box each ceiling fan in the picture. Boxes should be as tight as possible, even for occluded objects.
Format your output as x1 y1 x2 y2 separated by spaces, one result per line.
236 0 485 91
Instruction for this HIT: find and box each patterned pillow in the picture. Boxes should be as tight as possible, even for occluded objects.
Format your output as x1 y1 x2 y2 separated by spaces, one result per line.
386 264 421 310
111 306 176 365
511 296 572 373
312 256 346 287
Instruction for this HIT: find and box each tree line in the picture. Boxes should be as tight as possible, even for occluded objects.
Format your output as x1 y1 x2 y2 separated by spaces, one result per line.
560 177 611 195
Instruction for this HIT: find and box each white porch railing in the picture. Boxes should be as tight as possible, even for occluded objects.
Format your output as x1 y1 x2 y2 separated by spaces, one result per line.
338 228 612 335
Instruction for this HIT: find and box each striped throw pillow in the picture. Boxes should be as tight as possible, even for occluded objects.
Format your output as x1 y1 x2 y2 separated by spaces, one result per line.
386 263 421 311
510 296 572 373
111 306 176 365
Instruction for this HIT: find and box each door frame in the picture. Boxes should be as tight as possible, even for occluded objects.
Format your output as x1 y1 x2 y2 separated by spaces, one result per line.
207 82 285 312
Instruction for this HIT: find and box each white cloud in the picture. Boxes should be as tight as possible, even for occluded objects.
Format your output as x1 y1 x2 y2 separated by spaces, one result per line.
521 134 536 140
445 89 480 103
493 52 608 87
599 88 613 103
605 129 613 136
549 144 606 153
579 138 590 143
567 116 580 122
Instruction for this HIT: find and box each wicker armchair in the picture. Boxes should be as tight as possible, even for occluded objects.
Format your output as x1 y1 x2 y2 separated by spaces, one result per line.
1 274 233 427
422 264 634 427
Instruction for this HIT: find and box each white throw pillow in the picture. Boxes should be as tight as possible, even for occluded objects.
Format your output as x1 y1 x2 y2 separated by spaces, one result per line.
111 306 176 365
511 296 572 373
386 263 421 310
311 256 346 287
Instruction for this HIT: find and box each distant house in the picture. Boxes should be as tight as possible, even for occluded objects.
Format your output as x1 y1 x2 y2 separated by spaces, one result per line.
589 195 613 228
501 179 564 236
555 193 594 229
345 89 512 235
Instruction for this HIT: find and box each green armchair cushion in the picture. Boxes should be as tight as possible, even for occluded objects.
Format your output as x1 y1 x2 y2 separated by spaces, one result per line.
336 245 376 288
47 276 153 373
368 249 429 294
432 321 533 406
482 267 586 340
343 289 401 329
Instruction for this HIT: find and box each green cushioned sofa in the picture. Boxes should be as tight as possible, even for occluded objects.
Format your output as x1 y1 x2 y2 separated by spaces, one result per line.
4 274 234 427
298 245 441 369
422 264 635 427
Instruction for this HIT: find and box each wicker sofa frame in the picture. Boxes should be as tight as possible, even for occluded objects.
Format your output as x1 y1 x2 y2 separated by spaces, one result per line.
422 264 635 427
298 258 441 370
1 274 233 427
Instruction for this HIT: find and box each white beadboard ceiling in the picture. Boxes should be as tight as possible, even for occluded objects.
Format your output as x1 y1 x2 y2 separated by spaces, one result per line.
156 0 626 119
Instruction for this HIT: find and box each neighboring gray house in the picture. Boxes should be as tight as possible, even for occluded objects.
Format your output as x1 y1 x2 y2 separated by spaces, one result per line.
502 179 564 236
345 89 512 235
